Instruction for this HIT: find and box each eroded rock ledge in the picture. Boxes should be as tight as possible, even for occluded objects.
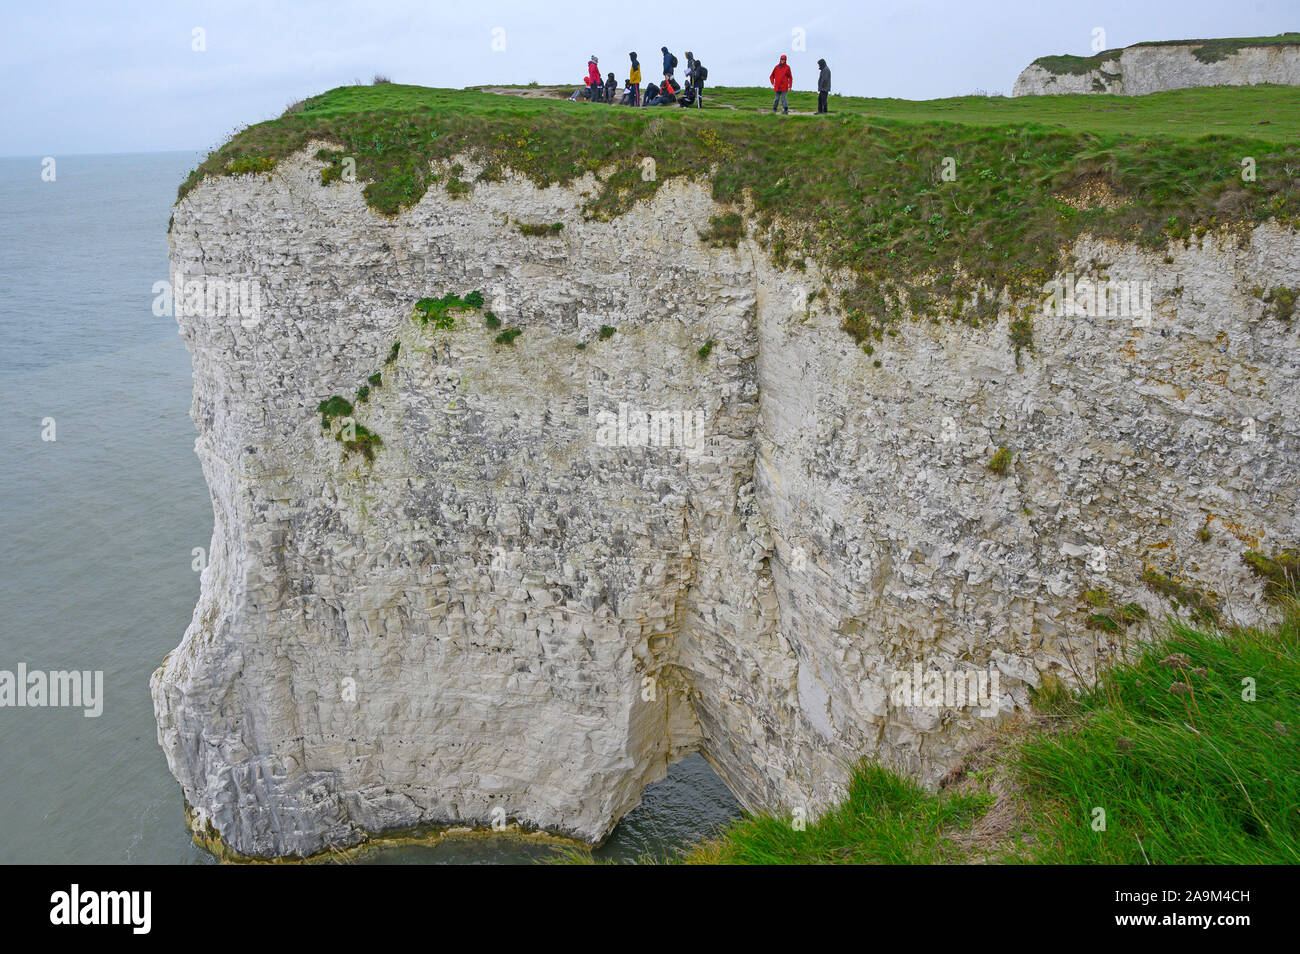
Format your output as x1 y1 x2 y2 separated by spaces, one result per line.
152 147 1299 858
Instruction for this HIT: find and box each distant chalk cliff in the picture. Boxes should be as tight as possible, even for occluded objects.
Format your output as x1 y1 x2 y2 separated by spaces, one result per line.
1013 34 1300 96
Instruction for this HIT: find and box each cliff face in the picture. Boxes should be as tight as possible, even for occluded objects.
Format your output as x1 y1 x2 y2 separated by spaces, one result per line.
1013 41 1300 96
153 145 1300 858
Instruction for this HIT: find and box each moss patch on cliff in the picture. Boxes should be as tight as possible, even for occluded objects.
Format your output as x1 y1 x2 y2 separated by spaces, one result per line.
699 212 746 248
1252 285 1297 321
317 395 353 428
317 348 399 464
517 221 564 236
412 290 483 329
1243 549 1300 603
675 606 1300 865
177 83 1300 345
985 446 1014 476
1141 569 1221 624
1081 587 1148 637
338 423 383 462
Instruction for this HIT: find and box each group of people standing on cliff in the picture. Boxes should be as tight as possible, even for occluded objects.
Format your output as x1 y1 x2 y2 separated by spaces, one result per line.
572 48 708 107
572 47 831 114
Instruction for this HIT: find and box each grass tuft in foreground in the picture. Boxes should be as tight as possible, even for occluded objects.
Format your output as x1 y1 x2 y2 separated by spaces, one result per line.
684 764 993 864
1014 606 1299 864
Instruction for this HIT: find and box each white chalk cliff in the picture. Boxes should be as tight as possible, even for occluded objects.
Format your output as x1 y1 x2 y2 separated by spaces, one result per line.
1013 38 1300 96
152 145 1300 858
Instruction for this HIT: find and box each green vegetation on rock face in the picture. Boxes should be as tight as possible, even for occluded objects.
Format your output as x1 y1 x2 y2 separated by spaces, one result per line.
517 221 564 236
339 422 383 462
986 446 1014 476
1082 588 1148 635
673 606 1300 865
1032 33 1300 74
1139 33 1300 64
1243 549 1300 603
178 83 1300 345
1008 315 1033 367
1252 285 1297 321
699 212 745 248
1141 569 1221 624
412 291 483 329
317 343 401 464
226 155 277 175
1033 49 1123 77
317 395 353 426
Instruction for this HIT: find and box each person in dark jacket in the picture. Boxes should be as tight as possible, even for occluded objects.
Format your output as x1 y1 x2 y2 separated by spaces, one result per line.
662 46 676 78
816 58 831 113
650 77 678 105
641 81 660 106
691 59 707 107
605 72 617 103
683 51 697 90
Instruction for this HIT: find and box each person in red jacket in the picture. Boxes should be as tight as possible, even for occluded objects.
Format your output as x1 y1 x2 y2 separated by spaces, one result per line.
770 54 792 114
585 55 601 101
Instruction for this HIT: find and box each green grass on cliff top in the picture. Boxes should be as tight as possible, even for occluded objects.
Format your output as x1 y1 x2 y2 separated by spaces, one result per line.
670 605 1300 865
179 82 1300 341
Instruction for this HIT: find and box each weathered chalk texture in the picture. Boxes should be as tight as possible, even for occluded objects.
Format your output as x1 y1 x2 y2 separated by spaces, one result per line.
152 147 1300 857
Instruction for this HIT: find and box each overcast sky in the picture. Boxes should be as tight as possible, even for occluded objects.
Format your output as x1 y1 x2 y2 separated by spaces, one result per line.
2 0 1294 156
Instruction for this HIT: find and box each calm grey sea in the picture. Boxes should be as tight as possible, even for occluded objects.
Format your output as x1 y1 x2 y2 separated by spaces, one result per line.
0 152 739 864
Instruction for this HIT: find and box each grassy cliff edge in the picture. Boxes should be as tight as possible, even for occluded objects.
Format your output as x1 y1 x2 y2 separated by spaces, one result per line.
177 82 1300 344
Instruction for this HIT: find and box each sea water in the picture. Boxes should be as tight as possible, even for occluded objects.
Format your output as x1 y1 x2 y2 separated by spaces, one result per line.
0 153 739 864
